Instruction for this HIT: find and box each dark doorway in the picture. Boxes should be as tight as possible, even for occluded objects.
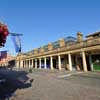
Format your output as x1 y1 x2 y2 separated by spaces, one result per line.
86 56 91 71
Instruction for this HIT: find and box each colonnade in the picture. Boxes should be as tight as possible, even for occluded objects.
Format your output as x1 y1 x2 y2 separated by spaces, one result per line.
17 51 94 72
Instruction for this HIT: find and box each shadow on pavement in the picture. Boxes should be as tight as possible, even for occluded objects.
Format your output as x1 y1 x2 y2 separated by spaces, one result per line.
0 68 33 100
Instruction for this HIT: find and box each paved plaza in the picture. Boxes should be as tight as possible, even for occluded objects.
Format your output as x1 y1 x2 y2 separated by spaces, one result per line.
9 69 100 100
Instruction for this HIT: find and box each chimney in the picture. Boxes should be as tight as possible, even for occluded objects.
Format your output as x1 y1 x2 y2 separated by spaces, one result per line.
77 32 83 42
48 43 53 51
34 48 38 54
59 38 65 47
39 47 44 53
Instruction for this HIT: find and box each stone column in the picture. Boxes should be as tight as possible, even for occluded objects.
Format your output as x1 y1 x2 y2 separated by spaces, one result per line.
29 60 31 68
29 59 32 68
89 55 93 71
68 53 72 71
32 59 33 68
25 60 27 68
26 60 28 68
16 61 19 68
44 57 47 69
21 60 23 68
23 60 24 68
27 60 28 68
82 51 87 72
50 56 54 70
35 59 37 69
39 58 41 69
18 60 20 68
58 55 61 70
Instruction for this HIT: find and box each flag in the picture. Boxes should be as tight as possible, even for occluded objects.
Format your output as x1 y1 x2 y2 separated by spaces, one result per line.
0 51 7 59
11 35 21 53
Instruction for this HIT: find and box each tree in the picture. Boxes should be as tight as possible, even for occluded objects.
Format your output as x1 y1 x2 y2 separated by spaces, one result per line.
0 22 9 46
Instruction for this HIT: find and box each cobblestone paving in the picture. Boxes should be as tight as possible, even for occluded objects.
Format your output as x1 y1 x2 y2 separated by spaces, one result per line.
10 70 100 100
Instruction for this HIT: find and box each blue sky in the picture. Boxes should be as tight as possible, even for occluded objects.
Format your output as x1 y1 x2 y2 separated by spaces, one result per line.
0 0 100 55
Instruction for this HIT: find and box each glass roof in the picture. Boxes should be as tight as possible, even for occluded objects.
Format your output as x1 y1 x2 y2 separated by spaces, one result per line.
24 36 76 55
64 36 76 42
52 41 60 49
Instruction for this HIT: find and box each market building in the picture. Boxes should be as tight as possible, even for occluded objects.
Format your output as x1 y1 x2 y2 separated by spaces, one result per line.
16 31 100 71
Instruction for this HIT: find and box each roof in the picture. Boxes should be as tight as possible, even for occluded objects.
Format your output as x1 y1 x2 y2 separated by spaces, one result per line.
86 31 100 38
23 36 76 54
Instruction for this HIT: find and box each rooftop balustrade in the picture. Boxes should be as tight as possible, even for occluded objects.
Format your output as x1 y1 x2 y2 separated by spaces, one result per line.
18 36 100 60
34 36 100 56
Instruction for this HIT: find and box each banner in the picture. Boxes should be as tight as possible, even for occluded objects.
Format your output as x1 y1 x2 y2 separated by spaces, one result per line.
11 35 21 53
0 51 7 59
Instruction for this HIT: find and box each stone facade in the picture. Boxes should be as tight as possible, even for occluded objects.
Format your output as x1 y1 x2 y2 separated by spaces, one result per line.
0 53 15 67
16 31 100 71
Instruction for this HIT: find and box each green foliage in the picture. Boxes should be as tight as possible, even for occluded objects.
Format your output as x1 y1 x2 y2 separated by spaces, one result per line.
93 64 100 71
29 68 33 73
